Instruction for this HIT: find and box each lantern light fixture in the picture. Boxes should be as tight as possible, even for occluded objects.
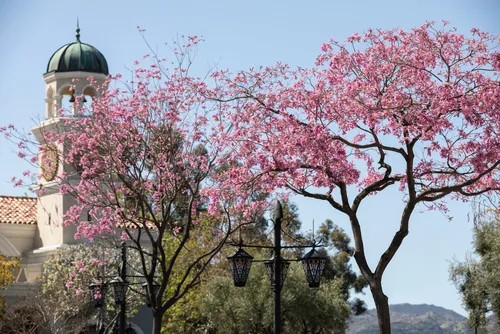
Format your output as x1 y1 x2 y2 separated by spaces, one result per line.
227 247 254 287
109 276 129 305
300 248 327 288
264 256 291 291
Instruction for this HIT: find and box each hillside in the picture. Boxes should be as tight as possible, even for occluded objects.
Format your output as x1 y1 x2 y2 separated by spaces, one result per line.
347 304 499 334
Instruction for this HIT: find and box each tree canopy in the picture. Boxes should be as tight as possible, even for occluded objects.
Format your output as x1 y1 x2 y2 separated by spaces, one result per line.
207 21 500 333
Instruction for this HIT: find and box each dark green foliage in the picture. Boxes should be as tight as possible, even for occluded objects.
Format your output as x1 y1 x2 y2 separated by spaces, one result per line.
164 200 368 333
450 218 500 332
201 258 350 334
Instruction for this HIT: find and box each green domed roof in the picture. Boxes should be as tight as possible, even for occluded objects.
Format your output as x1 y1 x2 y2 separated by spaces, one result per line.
46 26 109 75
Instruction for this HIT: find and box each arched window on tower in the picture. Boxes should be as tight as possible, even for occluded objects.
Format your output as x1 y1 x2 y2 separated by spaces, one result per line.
82 86 97 114
59 85 76 116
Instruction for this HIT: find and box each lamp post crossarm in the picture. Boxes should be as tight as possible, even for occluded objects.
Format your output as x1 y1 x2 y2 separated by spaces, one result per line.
280 244 324 249
126 275 155 279
227 242 274 249
227 242 323 250
95 277 154 286
251 258 301 263
127 281 150 286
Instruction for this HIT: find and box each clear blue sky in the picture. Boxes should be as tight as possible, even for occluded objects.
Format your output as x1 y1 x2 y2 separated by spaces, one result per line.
1 0 499 316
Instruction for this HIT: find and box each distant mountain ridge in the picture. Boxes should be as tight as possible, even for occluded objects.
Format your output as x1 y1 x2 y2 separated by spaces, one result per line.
347 303 499 334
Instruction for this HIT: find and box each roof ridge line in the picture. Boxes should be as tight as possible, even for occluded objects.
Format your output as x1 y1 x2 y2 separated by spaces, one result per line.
0 195 37 200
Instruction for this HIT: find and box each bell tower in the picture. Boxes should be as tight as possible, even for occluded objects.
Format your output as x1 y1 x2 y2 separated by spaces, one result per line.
43 22 108 118
31 23 109 249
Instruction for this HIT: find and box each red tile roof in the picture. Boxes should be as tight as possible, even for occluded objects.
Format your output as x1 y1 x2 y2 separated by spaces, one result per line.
0 196 37 225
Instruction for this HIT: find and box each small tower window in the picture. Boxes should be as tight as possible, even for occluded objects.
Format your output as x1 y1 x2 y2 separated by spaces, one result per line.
59 86 76 116
82 86 97 114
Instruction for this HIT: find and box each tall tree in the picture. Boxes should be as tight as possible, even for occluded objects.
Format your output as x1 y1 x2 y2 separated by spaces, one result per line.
450 258 488 334
450 216 500 333
210 22 500 333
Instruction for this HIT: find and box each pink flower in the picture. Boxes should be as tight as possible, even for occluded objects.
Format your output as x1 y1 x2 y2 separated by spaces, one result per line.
75 260 85 272
172 226 182 235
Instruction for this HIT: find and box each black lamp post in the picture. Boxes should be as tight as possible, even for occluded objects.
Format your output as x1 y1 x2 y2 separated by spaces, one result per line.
88 241 159 334
91 241 128 334
227 200 327 334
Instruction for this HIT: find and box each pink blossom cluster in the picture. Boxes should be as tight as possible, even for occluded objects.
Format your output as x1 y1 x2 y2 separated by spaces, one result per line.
207 22 500 215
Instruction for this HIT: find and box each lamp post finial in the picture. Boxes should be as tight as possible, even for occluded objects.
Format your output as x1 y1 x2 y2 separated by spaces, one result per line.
273 200 283 221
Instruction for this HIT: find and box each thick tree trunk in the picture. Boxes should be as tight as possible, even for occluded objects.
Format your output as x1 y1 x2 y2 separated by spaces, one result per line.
370 281 391 334
152 312 163 334
338 183 413 334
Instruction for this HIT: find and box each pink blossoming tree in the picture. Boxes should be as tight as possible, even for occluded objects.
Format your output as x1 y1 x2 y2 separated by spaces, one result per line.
208 22 500 333
3 38 264 333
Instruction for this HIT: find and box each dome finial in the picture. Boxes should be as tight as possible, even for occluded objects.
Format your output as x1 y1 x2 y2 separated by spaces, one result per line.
76 18 81 42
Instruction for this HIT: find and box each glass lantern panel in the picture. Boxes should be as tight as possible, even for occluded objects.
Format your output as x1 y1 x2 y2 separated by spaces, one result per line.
113 283 129 304
229 257 252 287
302 258 327 287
